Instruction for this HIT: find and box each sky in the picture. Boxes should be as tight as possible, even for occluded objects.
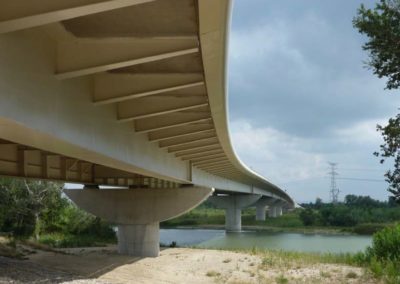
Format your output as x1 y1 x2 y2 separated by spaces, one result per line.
228 0 400 203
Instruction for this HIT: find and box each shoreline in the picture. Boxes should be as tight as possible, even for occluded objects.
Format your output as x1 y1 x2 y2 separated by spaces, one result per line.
160 224 360 236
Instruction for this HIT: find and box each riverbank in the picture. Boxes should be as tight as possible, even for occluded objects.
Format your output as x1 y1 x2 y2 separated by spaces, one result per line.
162 224 355 235
160 208 391 235
0 244 378 284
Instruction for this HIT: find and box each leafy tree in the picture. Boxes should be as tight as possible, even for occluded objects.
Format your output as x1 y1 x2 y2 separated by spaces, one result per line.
0 178 64 238
315 198 323 209
345 194 382 208
299 208 319 226
353 0 400 202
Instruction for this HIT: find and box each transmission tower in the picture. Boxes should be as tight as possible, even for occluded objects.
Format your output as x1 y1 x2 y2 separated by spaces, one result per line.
328 162 340 204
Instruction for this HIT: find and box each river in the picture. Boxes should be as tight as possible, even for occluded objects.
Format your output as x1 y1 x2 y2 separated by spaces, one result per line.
160 229 372 254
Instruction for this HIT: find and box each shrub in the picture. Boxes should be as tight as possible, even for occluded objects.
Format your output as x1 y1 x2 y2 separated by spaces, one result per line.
357 224 400 283
352 223 388 235
367 224 400 262
299 208 318 226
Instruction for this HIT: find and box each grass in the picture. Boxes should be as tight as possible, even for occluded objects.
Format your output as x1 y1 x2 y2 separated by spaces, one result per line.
320 271 331 278
206 270 221 277
38 233 116 248
275 275 289 284
346 271 358 279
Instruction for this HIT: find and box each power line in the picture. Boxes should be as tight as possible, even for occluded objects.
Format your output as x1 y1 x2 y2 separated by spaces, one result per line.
339 168 384 172
328 162 340 204
336 177 386 182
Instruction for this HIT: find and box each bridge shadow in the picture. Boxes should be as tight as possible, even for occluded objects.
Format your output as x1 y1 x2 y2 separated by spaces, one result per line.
0 245 168 283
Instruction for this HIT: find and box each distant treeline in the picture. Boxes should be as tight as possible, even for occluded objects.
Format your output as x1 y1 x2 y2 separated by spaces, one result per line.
299 195 400 233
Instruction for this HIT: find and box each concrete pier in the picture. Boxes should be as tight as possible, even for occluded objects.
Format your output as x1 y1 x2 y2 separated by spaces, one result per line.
117 223 160 257
268 200 284 218
254 197 276 221
209 194 261 232
268 206 277 218
256 206 267 221
65 186 212 257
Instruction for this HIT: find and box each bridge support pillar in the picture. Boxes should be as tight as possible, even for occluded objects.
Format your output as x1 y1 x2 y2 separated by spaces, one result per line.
64 186 212 257
256 206 266 221
275 206 283 217
268 206 277 218
254 197 276 221
268 200 285 218
208 194 261 232
117 223 159 257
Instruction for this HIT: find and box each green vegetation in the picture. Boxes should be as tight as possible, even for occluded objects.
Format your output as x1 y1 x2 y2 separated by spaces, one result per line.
0 177 116 248
162 201 304 230
220 224 399 283
205 270 221 277
353 0 400 203
275 275 289 284
353 224 400 283
299 195 400 234
163 195 400 235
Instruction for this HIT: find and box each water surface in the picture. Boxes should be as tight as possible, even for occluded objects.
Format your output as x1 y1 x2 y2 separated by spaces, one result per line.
160 229 371 254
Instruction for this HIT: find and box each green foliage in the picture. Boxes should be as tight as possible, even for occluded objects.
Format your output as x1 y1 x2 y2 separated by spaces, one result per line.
353 0 400 90
352 223 388 235
300 195 400 229
0 177 116 247
162 208 225 227
165 194 400 234
299 208 318 226
354 224 400 283
353 0 400 203
275 275 289 284
39 233 115 248
367 224 400 262
374 113 400 203
0 178 64 237
243 210 303 227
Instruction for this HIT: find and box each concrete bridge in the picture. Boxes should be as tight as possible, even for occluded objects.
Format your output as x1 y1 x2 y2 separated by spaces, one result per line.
0 0 295 257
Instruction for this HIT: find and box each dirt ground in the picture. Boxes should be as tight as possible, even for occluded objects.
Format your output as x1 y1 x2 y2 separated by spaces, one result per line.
0 246 378 284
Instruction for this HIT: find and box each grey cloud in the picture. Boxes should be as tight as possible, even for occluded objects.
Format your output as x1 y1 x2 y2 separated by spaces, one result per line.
228 0 400 138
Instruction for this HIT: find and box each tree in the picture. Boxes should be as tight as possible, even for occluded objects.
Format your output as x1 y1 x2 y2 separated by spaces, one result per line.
299 208 318 226
353 0 400 203
0 178 64 239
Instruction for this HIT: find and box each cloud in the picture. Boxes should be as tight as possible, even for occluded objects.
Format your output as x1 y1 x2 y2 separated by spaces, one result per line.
229 119 391 203
228 0 400 139
230 119 325 184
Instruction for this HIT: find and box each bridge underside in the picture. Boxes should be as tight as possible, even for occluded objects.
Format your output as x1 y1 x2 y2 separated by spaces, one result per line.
0 0 295 256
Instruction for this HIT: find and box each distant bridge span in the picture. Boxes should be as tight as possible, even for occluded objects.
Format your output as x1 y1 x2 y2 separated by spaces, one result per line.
0 0 295 256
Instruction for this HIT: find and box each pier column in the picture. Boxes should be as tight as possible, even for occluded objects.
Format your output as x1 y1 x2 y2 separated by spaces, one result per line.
268 200 286 218
64 186 212 257
268 206 277 218
254 197 276 221
117 223 159 257
208 194 261 232
275 206 283 217
256 206 266 221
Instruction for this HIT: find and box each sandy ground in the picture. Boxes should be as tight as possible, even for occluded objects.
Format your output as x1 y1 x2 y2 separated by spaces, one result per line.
0 246 378 284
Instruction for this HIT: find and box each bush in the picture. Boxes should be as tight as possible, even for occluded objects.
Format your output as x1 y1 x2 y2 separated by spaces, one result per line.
299 208 318 226
39 233 116 248
356 224 400 283
366 224 400 262
352 223 388 235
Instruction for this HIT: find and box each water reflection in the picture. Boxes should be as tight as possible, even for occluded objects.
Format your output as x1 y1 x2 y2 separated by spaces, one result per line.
160 229 372 253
